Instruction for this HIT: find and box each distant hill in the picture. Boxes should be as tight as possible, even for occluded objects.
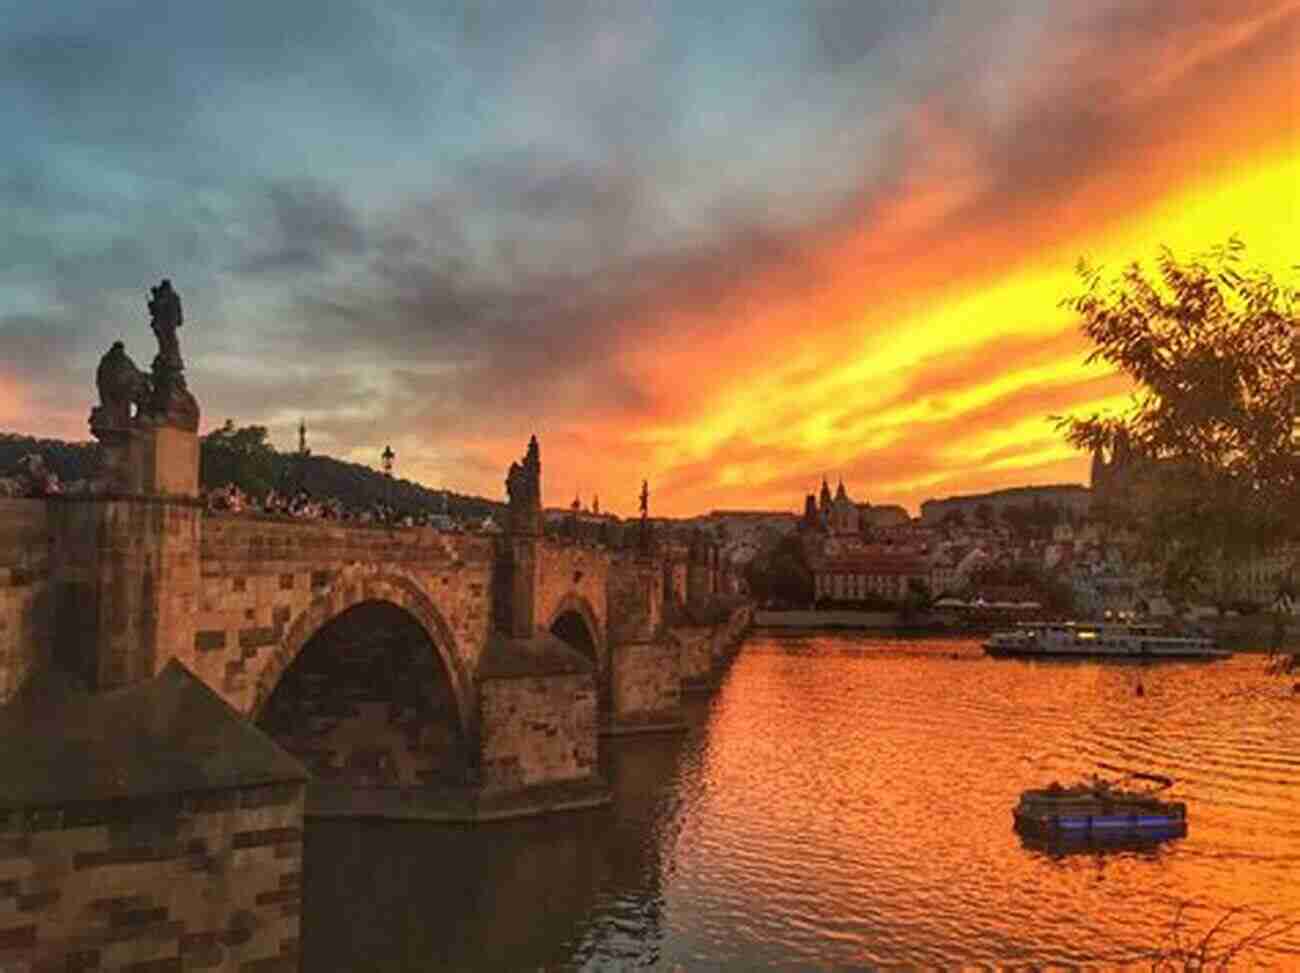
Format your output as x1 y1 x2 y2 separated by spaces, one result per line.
289 452 505 522
919 484 1091 526
0 430 504 521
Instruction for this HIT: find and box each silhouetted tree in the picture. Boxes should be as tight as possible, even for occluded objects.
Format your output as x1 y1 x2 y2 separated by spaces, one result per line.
901 577 932 623
745 535 813 608
1056 239 1299 596
201 421 277 497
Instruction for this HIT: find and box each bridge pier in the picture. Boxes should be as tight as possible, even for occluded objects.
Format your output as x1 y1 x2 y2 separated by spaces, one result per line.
604 554 683 734
46 415 202 693
49 495 200 692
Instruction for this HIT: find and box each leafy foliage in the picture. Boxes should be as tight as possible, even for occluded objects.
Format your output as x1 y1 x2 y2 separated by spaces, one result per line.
201 421 278 498
900 577 932 622
1056 239 1299 583
744 534 813 608
0 434 99 484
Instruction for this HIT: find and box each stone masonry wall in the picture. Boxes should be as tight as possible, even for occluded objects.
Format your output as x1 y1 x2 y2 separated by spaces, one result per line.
610 639 681 724
478 673 596 792
711 603 754 664
534 542 608 643
606 557 660 645
687 562 713 605
188 515 494 716
665 562 687 607
0 781 305 973
672 627 714 684
0 500 51 704
47 499 201 692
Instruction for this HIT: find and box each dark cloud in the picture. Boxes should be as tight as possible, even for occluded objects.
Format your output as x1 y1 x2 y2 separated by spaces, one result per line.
807 0 947 72
233 182 369 277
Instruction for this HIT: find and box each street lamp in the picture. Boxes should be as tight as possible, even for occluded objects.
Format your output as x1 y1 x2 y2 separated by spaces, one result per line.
381 445 395 519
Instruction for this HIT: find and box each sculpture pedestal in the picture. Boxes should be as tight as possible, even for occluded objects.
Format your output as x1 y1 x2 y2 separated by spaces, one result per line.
125 424 199 498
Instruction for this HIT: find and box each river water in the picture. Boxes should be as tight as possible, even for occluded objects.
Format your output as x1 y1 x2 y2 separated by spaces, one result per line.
303 634 1300 970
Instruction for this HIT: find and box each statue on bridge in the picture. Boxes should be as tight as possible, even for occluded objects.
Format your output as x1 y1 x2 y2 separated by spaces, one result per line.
89 341 150 439
144 278 199 431
87 278 202 493
638 479 652 554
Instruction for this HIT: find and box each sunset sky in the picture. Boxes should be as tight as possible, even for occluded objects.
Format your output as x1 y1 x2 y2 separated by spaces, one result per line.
2 1 1297 517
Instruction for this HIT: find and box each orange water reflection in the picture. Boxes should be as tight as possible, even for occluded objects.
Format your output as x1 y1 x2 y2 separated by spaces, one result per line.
303 635 1300 969
663 637 1300 967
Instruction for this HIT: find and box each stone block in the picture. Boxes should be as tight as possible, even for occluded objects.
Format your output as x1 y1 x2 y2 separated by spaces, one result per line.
479 671 597 792
125 425 199 498
611 639 681 723
194 631 226 653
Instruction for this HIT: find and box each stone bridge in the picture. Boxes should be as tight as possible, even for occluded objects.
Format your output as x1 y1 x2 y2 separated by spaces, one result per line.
0 433 751 810
0 285 754 972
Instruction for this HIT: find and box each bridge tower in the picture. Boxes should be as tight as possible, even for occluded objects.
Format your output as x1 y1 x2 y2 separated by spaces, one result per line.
501 434 543 637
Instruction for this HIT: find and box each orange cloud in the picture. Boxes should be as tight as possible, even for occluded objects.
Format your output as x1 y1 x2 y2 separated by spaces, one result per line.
526 10 1299 517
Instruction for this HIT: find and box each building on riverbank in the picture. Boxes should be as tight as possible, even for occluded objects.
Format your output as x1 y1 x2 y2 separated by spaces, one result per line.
810 551 929 604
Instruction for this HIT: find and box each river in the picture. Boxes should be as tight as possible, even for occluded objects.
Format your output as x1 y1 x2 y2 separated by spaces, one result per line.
302 634 1300 969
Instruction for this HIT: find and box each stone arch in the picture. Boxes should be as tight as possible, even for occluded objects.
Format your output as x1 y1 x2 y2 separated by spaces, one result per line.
545 592 605 675
251 570 472 742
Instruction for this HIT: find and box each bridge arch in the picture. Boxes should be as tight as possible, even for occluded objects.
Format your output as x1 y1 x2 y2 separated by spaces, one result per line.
251 571 473 744
545 592 604 674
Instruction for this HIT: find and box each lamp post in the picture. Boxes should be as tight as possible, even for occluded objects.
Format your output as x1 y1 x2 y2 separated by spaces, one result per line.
381 445 395 520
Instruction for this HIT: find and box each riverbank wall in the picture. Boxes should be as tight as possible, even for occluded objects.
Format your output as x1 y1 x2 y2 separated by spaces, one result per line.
754 609 906 630
1209 614 1300 652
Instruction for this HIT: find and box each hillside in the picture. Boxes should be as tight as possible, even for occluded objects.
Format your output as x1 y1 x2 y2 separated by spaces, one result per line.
0 430 504 521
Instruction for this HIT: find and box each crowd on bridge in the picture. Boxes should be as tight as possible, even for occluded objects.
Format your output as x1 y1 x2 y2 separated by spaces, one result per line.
204 483 429 527
0 454 70 498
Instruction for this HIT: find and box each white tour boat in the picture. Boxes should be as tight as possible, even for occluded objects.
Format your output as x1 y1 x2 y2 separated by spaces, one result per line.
985 620 1228 659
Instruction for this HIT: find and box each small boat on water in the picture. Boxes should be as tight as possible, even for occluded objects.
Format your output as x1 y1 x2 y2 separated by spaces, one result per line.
985 620 1228 660
1014 764 1187 841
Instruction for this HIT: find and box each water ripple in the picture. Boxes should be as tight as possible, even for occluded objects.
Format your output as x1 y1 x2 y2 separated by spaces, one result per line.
302 636 1300 971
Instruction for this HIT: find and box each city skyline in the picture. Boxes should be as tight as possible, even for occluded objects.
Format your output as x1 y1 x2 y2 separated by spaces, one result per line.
2 2 1296 516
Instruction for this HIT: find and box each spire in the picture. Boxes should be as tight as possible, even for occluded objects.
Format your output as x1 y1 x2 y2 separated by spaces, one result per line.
297 418 308 456
819 475 832 511
638 479 651 554
835 477 848 502
802 494 819 530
